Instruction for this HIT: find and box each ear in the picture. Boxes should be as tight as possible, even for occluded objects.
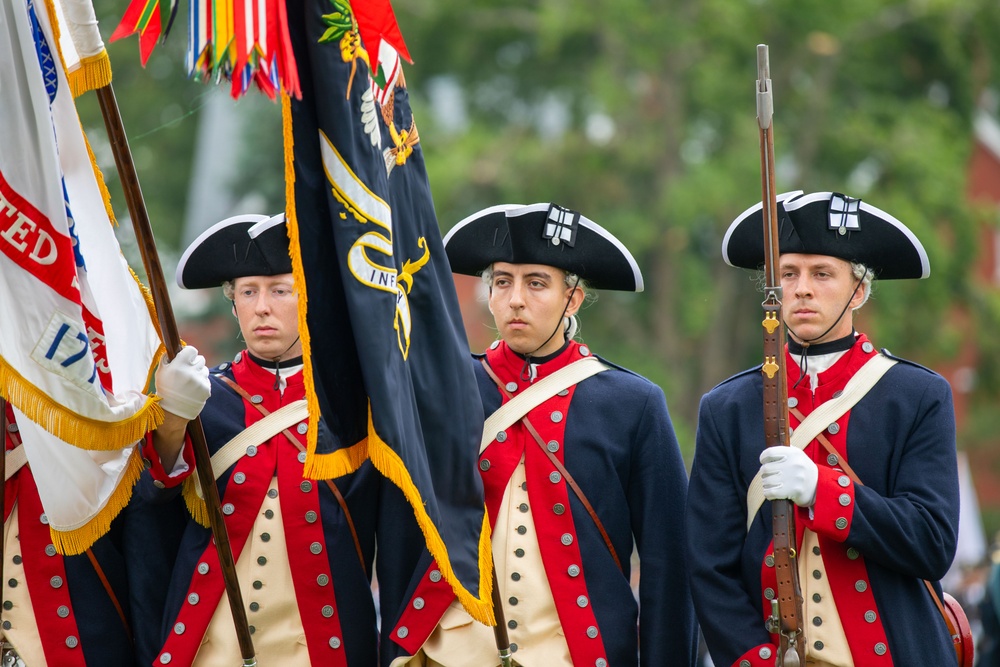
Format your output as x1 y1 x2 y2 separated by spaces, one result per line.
565 286 585 318
231 300 238 318
850 282 866 309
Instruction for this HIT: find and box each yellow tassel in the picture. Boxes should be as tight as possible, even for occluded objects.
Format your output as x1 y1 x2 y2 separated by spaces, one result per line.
42 0 112 99
0 358 164 451
280 90 325 468
68 53 113 98
303 438 368 481
365 408 495 625
82 131 118 225
182 476 210 528
49 446 144 555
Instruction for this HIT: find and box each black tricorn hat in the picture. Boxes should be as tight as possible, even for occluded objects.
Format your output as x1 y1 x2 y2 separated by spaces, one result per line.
177 213 293 289
722 191 930 280
443 203 643 291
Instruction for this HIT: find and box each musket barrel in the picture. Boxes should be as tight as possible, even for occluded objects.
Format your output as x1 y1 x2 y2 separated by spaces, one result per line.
755 44 806 666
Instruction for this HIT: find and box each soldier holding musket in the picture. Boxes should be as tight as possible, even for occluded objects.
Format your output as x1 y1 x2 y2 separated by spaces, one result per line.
686 188 961 666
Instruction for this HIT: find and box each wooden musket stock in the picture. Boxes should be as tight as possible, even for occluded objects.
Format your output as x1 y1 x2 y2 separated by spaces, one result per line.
756 44 805 667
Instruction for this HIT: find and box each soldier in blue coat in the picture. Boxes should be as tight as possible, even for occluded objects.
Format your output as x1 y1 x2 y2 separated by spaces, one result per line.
687 191 960 667
142 213 423 666
383 203 697 667
1 404 186 667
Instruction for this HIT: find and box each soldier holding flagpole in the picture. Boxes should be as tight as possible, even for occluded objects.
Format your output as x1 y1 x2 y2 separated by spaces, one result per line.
140 213 430 666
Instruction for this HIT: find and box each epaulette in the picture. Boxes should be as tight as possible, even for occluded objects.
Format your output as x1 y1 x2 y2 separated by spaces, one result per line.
879 348 937 375
708 365 762 392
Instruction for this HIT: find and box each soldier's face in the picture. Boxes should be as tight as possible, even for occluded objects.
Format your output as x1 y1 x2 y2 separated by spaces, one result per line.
487 262 583 357
232 274 303 360
780 254 864 345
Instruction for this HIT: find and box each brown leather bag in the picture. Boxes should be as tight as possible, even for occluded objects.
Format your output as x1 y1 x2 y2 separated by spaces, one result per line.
940 590 973 667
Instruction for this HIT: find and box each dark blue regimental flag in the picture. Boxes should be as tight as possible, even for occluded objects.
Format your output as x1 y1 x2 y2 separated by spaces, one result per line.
282 0 492 623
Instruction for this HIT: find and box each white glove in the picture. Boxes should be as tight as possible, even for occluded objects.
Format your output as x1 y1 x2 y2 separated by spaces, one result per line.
759 446 818 507
154 345 211 420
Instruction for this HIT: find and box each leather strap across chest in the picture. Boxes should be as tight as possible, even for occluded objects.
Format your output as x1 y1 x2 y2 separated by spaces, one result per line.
745 353 896 531
216 375 367 575
480 358 623 572
792 404 963 653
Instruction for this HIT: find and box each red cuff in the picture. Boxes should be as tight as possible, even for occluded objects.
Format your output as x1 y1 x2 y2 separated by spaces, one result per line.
389 562 456 654
141 431 194 488
732 643 779 667
802 465 855 541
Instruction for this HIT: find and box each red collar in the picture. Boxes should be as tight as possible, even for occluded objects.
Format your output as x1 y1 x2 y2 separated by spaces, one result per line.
230 350 305 400
485 340 594 386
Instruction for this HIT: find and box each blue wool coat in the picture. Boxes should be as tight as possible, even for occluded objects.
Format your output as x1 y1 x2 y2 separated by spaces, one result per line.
686 337 959 667
140 351 423 666
383 341 697 667
3 409 185 667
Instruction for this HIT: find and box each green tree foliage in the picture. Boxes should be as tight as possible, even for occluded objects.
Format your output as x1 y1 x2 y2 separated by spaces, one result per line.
393 0 1000 455
82 0 1000 458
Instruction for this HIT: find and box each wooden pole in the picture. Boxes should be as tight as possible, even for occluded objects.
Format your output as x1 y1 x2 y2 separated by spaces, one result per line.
94 84 257 665
491 565 514 667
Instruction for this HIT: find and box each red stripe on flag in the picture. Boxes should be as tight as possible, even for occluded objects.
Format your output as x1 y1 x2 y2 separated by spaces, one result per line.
0 170 80 305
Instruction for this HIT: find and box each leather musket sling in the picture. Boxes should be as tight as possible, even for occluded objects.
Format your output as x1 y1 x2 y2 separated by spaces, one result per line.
479 357 626 571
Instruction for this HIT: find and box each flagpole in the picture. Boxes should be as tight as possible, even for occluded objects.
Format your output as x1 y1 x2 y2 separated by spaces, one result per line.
491 566 514 667
93 83 257 666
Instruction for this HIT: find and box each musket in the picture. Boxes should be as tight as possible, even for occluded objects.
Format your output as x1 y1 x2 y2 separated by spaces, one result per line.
94 83 257 666
756 44 805 667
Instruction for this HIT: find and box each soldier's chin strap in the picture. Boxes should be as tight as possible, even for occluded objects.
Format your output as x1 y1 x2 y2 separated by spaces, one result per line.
519 275 581 382
786 268 867 389
271 336 302 391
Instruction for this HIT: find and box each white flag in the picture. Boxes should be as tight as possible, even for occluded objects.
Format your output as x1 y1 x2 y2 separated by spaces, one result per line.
0 0 163 553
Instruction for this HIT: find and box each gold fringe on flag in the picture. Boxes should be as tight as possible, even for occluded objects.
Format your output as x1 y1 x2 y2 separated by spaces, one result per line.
364 407 496 626
43 0 112 98
280 90 494 627
182 475 211 528
49 444 145 555
280 90 324 469
0 357 164 451
68 52 113 98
